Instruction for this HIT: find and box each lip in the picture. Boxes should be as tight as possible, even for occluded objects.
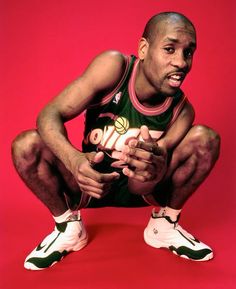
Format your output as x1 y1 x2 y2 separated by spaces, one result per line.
166 72 186 88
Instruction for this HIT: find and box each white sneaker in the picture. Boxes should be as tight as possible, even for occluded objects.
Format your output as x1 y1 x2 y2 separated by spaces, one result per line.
24 213 88 270
144 209 213 261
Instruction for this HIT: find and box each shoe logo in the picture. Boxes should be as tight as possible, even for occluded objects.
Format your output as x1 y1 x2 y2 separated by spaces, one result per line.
36 243 47 251
153 228 158 235
36 232 61 253
177 229 198 246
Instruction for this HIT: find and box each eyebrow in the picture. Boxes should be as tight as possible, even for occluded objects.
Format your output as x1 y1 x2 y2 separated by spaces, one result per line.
164 37 196 48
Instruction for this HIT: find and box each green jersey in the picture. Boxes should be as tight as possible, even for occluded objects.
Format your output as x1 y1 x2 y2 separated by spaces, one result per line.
81 55 187 207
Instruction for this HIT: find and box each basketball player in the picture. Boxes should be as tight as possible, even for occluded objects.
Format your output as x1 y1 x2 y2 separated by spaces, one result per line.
11 12 220 270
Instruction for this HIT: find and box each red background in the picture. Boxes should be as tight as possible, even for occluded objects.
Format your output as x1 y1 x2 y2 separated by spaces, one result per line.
1 0 236 288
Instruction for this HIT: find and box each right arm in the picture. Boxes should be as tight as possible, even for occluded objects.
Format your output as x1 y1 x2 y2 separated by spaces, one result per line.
37 51 126 198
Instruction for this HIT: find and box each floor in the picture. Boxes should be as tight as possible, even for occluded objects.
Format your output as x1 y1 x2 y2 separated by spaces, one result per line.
1 177 236 289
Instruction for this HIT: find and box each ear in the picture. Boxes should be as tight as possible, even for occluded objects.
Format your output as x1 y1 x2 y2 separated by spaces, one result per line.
138 38 149 60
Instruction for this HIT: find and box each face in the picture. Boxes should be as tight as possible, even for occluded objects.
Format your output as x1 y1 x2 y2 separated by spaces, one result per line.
138 20 196 98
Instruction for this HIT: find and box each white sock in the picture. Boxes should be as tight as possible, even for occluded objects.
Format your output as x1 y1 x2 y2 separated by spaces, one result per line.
53 209 73 223
157 207 166 217
164 206 182 222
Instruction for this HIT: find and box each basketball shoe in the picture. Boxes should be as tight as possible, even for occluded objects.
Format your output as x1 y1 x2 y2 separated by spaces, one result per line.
144 209 213 261
24 212 88 270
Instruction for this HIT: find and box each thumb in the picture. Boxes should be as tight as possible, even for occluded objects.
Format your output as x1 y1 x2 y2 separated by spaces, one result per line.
86 151 104 166
92 151 104 164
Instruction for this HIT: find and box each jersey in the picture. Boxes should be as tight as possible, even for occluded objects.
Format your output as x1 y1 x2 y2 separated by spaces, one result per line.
81 55 187 208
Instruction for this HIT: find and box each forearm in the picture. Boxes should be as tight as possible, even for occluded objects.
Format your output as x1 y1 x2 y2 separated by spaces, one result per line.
37 105 83 172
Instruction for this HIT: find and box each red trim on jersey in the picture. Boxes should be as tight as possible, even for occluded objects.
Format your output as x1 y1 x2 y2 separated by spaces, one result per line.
129 59 173 116
167 95 187 128
88 55 131 109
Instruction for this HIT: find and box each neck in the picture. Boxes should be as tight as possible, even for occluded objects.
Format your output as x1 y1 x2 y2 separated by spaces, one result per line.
135 63 167 107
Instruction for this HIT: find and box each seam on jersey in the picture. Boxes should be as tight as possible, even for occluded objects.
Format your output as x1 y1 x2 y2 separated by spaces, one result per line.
128 59 173 116
166 95 187 129
88 55 131 109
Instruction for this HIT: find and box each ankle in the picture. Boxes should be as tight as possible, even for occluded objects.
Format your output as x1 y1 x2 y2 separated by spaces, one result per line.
157 206 182 222
53 209 76 223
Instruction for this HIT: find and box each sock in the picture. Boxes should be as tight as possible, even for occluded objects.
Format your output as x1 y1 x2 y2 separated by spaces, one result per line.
164 206 182 222
53 209 73 223
157 207 166 217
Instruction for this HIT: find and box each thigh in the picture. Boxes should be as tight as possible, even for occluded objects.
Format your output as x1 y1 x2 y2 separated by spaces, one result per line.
147 125 220 206
165 124 220 182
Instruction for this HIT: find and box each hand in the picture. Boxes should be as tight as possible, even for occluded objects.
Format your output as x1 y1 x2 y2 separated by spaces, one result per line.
120 125 167 184
71 151 120 199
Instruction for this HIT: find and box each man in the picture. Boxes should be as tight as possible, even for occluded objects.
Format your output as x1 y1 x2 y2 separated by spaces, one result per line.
12 12 220 270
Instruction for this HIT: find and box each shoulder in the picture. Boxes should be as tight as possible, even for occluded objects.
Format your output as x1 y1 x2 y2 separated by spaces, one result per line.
93 50 127 66
80 50 128 94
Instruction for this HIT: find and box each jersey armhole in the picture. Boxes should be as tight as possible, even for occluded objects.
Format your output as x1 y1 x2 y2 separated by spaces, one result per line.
166 94 188 129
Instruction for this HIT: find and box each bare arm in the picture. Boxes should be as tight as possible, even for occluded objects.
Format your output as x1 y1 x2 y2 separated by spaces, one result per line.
157 101 195 151
37 51 126 197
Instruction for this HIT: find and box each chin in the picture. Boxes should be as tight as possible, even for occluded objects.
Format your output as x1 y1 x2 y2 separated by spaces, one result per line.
162 87 180 97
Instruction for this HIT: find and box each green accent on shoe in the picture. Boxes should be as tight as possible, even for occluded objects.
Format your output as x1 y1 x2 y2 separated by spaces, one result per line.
169 245 212 260
176 229 200 245
36 232 61 253
56 222 68 233
26 250 68 269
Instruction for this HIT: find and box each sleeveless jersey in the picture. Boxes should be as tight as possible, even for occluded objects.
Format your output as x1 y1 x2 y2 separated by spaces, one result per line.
81 55 187 207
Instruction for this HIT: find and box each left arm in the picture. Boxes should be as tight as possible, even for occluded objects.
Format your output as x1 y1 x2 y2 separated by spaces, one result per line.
157 100 195 151
120 101 195 195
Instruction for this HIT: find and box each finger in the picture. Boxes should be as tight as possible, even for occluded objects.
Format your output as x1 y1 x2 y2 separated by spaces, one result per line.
120 154 154 170
140 125 153 142
136 141 163 156
99 172 120 183
122 167 153 182
77 174 108 189
79 159 120 183
80 188 104 199
79 183 110 198
122 145 154 162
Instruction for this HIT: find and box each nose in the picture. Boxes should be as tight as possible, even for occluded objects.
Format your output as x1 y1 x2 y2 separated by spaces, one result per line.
171 52 189 70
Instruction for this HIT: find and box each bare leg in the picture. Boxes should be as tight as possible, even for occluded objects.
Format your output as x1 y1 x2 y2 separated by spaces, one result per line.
12 130 89 270
159 125 220 209
144 125 220 261
11 129 80 216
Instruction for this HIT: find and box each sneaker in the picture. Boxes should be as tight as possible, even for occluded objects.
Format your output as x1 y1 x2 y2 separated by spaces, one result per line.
144 209 213 261
24 213 88 270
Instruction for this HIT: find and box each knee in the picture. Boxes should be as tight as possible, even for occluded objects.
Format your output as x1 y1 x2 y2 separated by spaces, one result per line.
190 125 221 165
11 130 42 168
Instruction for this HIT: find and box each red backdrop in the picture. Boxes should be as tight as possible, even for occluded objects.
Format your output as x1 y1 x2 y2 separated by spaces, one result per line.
1 0 235 216
1 0 236 288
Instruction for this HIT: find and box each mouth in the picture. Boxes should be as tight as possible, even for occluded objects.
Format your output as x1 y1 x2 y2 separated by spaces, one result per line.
167 72 185 88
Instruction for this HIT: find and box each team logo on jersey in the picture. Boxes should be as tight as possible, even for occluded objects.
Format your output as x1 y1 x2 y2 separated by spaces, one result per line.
114 116 129 135
113 92 122 104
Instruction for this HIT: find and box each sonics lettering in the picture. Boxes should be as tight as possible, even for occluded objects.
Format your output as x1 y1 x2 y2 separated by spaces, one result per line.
84 125 164 152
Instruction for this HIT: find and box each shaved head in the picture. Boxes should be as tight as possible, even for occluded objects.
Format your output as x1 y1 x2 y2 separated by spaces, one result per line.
142 12 196 43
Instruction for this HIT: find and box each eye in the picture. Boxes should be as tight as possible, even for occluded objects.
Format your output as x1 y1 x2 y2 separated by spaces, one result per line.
164 47 175 54
184 49 194 59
